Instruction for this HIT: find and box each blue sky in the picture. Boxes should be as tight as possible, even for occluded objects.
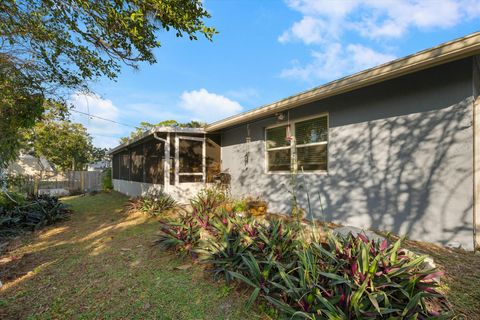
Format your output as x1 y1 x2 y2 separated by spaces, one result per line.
70 0 480 148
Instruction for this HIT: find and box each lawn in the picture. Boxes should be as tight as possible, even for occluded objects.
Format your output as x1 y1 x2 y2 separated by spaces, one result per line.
0 192 260 319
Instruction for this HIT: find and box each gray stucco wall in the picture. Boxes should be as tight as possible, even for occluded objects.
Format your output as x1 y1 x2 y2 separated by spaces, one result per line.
221 58 475 249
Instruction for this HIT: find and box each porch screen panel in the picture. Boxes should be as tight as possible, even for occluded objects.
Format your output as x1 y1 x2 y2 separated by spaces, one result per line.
206 137 221 183
130 144 144 182
295 116 328 171
179 139 203 183
112 154 120 179
144 139 164 184
119 150 130 180
266 125 291 172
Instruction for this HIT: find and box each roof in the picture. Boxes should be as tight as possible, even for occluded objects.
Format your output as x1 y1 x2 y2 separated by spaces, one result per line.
108 126 205 154
206 31 480 132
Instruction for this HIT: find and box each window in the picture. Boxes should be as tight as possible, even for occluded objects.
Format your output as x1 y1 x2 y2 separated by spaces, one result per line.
266 126 291 172
295 116 328 171
265 114 328 173
178 138 204 183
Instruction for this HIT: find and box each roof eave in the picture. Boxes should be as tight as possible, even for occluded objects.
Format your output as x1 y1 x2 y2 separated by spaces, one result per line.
107 126 206 155
206 32 480 132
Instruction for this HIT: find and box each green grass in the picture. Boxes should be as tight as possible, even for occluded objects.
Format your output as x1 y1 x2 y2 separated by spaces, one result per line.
0 192 261 319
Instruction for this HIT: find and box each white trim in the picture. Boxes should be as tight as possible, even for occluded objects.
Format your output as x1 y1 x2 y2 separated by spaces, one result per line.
177 135 204 142
175 134 179 185
296 141 328 148
267 146 292 151
178 172 203 176
202 136 207 182
265 113 329 174
164 133 170 188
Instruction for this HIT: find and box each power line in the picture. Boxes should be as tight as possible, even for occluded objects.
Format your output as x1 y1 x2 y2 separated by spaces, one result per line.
70 108 136 128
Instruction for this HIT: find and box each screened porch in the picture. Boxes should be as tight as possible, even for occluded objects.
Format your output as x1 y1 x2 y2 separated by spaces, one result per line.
110 127 221 199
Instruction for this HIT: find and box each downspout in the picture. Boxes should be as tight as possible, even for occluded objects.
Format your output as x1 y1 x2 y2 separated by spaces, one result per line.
153 132 168 143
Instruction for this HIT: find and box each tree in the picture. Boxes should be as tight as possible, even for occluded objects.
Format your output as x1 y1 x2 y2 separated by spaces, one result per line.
32 121 95 171
0 0 216 169
119 119 206 144
1 0 216 93
0 62 44 169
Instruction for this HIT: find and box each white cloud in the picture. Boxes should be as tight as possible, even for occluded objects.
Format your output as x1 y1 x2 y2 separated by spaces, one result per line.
179 89 243 122
279 16 330 44
70 92 125 148
281 43 396 82
280 0 480 43
279 0 479 82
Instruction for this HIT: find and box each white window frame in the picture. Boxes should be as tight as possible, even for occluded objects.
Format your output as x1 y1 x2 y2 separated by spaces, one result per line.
265 113 329 175
176 134 207 184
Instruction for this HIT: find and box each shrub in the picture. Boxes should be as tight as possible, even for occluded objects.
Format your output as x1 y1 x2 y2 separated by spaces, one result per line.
0 194 71 240
128 190 178 216
156 189 450 318
155 212 200 257
190 186 228 215
102 168 113 190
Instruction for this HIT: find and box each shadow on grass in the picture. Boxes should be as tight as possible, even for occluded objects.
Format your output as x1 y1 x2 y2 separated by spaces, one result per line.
0 192 258 320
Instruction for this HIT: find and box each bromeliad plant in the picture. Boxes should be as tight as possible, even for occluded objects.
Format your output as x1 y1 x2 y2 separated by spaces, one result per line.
155 212 200 257
128 190 178 216
0 194 71 240
235 233 449 319
156 187 450 318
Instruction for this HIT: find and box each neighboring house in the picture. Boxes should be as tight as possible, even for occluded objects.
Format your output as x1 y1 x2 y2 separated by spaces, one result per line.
87 160 110 171
109 32 480 250
6 154 56 177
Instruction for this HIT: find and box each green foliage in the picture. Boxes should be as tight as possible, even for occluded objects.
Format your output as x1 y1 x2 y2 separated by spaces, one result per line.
156 212 200 257
236 234 449 319
156 187 450 318
102 168 113 191
128 190 178 216
1 0 215 169
0 61 44 169
0 194 71 240
120 119 207 144
31 120 94 171
1 0 216 92
190 186 228 215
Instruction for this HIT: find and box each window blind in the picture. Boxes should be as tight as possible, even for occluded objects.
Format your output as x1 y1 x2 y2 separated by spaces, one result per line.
266 126 289 149
295 116 328 145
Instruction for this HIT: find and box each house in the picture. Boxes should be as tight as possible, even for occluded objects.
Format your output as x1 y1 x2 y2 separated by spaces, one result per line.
87 160 110 172
109 32 480 250
6 154 56 177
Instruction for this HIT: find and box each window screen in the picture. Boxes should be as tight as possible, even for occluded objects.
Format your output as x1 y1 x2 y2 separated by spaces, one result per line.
130 144 144 182
266 126 290 149
297 144 327 171
112 153 120 179
206 138 221 183
295 116 328 145
179 138 203 183
144 139 164 184
266 125 291 172
295 116 328 171
119 150 130 180
265 115 328 173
